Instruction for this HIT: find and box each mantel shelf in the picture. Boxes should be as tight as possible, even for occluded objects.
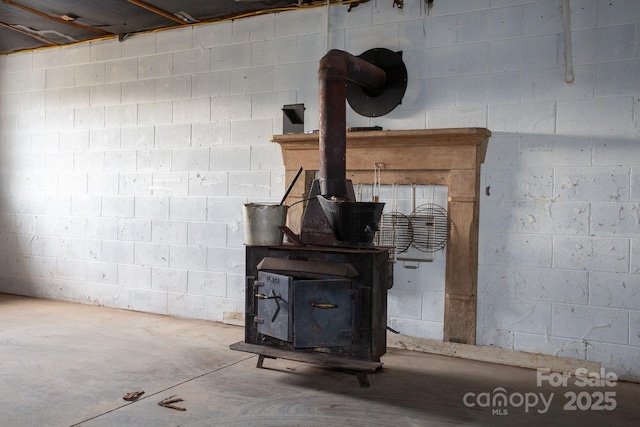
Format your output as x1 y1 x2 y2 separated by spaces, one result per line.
271 127 490 147
271 128 490 173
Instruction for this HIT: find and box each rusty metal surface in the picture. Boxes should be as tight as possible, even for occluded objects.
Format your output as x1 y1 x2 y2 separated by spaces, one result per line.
256 256 358 278
317 49 386 198
299 180 340 246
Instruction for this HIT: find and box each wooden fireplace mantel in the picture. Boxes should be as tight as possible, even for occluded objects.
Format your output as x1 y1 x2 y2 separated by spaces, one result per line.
271 128 490 345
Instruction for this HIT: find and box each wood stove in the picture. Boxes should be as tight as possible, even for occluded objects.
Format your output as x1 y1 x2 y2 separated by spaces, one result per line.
231 48 406 386
231 245 390 386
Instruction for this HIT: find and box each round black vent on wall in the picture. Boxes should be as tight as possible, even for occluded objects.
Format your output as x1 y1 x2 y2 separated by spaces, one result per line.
346 48 408 117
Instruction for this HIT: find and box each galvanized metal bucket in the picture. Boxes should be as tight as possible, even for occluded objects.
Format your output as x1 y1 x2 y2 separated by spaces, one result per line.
243 203 289 245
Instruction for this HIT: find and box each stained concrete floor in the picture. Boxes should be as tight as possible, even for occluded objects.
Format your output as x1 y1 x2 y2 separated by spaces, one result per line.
1 293 639 427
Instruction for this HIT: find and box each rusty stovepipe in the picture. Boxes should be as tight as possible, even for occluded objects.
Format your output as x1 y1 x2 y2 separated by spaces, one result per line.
318 49 387 199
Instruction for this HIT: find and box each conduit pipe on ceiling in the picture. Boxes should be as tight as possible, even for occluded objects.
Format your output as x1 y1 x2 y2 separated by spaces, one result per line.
563 0 574 84
318 49 386 198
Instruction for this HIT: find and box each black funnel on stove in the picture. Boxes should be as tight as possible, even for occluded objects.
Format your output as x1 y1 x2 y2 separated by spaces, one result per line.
317 196 384 248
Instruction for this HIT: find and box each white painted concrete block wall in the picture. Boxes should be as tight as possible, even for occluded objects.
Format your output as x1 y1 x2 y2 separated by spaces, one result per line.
0 1 639 380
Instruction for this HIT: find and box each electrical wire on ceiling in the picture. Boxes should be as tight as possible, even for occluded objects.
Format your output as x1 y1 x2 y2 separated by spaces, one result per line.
13 25 76 41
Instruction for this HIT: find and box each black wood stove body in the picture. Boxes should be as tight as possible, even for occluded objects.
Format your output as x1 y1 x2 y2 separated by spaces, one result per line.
231 48 405 386
230 244 390 386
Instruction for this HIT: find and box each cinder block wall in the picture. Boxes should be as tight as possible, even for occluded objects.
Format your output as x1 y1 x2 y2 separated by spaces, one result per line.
0 1 639 380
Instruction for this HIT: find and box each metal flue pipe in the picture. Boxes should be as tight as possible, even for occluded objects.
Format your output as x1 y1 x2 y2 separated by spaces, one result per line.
318 49 386 199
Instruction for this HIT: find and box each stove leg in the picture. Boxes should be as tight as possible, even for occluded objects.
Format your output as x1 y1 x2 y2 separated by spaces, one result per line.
356 372 370 388
256 354 276 369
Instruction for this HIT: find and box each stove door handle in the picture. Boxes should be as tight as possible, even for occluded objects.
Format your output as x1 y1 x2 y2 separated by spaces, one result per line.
311 302 339 309
255 293 278 300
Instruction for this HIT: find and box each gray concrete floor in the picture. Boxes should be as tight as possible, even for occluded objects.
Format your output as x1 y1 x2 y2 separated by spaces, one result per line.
1 293 639 427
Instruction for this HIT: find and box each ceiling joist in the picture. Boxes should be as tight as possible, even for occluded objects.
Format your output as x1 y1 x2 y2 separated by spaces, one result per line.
125 0 188 25
2 0 111 35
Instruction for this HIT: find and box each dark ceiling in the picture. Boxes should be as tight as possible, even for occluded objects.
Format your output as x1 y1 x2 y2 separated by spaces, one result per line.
0 0 363 55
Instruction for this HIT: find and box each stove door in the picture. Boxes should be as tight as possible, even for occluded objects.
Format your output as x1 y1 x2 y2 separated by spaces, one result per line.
293 279 353 348
255 272 293 342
